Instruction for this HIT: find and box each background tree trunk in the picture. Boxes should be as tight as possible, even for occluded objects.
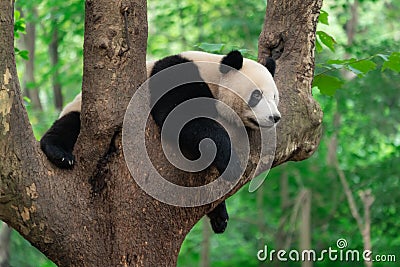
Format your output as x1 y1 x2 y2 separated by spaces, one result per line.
20 7 42 110
49 14 63 110
200 220 211 267
299 189 312 267
0 0 323 266
0 223 11 267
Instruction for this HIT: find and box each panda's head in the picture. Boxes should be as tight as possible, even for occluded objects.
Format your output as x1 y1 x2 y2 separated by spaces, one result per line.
216 51 281 130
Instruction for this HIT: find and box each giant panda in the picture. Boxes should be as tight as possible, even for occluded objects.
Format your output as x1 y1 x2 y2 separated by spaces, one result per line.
40 50 280 234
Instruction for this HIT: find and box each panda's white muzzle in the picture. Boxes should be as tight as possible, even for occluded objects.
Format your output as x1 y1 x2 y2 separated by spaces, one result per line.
250 98 281 128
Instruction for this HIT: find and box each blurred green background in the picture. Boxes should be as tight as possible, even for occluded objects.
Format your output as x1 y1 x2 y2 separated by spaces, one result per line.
2 0 399 266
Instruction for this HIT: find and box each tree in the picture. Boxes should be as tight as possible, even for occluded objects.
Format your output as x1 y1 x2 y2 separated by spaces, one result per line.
0 0 323 265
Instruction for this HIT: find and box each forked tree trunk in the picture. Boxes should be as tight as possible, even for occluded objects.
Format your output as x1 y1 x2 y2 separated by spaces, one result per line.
0 0 322 266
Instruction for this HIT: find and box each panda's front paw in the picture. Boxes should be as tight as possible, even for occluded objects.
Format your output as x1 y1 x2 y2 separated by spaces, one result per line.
207 201 229 234
41 143 75 169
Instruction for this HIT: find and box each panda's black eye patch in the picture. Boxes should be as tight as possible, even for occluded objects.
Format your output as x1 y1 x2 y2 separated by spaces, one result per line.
248 89 263 107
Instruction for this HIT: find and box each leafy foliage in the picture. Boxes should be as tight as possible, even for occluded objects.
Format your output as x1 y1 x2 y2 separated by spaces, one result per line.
314 54 398 96
14 10 26 37
313 74 344 96
14 10 29 60
382 52 400 72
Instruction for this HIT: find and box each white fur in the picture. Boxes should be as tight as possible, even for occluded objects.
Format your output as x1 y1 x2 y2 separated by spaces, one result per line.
180 51 280 129
59 93 82 118
60 51 280 129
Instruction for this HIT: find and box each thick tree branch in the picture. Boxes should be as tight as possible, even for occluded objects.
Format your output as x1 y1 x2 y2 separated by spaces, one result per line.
258 0 323 166
0 0 72 263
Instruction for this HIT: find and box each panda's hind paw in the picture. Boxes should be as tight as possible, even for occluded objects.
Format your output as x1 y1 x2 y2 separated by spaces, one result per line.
207 201 229 234
210 216 228 234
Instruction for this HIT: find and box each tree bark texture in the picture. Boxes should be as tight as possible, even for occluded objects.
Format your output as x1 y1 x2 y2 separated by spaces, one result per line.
0 0 323 266
258 0 323 166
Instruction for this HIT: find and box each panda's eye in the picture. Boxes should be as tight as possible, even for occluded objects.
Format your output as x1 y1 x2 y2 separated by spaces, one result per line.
248 90 263 107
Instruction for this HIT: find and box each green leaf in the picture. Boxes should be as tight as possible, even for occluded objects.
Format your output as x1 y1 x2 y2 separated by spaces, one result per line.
196 43 225 53
319 10 329 25
14 10 21 20
325 58 377 76
382 52 400 73
18 50 30 60
348 60 376 77
315 38 323 53
317 31 336 52
23 96 31 103
14 48 29 60
313 74 344 96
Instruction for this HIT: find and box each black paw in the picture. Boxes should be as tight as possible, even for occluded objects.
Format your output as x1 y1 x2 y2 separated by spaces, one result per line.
207 201 229 234
41 143 75 169
209 213 229 234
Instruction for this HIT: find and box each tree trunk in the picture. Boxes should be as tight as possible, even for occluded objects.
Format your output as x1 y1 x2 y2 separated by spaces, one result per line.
200 220 211 267
0 0 322 266
49 15 63 110
299 189 312 267
20 7 42 110
258 0 323 166
275 171 289 267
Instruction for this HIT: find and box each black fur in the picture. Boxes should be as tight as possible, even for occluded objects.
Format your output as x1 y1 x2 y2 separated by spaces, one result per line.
150 54 241 234
207 201 229 233
219 50 243 74
40 111 80 169
265 57 276 77
150 55 217 127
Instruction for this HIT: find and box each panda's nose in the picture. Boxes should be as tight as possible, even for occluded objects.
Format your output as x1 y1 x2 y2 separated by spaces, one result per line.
269 115 281 123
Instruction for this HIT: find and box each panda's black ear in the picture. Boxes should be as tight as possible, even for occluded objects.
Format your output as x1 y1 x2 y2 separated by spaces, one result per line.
265 57 276 77
220 50 243 74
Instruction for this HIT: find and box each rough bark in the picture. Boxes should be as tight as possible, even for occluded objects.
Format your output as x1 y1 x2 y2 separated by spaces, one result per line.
0 0 323 266
258 0 323 166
